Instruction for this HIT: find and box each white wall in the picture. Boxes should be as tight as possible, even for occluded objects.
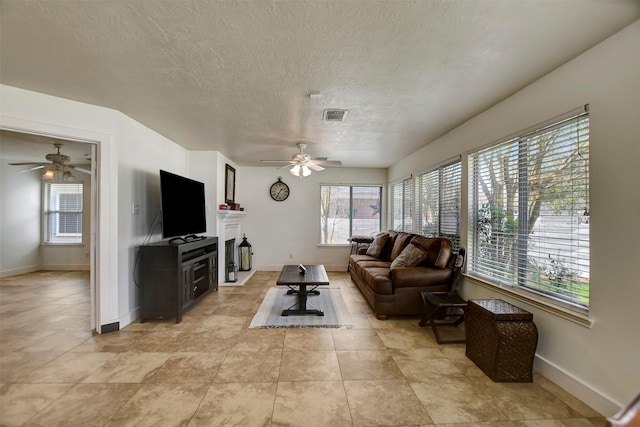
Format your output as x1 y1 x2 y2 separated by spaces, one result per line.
238 166 387 271
117 114 189 325
0 159 41 276
389 21 640 414
188 150 221 236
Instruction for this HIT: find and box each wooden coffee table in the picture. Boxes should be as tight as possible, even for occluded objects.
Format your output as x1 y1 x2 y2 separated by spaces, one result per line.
276 265 329 316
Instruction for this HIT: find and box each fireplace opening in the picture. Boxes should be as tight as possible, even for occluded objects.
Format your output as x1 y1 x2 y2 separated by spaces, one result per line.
225 238 237 282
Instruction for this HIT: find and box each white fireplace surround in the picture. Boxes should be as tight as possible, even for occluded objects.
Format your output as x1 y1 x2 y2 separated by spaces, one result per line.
216 210 252 286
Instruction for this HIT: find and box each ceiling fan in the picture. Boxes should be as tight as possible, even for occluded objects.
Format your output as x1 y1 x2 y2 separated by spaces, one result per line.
9 143 91 180
261 142 342 177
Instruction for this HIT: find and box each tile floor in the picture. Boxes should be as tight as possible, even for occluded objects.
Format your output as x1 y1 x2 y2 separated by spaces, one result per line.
0 270 606 426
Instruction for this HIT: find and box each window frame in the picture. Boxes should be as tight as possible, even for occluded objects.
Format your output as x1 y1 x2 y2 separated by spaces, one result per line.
42 181 84 245
467 109 590 314
319 184 383 245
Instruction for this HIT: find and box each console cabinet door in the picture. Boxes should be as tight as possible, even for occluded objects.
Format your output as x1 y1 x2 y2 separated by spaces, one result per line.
182 265 193 308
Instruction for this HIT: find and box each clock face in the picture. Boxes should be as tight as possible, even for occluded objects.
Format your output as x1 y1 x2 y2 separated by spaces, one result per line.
270 179 290 201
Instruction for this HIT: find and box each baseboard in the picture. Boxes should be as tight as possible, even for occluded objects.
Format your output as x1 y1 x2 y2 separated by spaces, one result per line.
114 306 139 332
534 354 620 417
40 264 90 271
0 265 41 278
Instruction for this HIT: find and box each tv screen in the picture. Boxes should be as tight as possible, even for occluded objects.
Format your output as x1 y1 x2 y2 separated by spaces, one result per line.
159 170 206 239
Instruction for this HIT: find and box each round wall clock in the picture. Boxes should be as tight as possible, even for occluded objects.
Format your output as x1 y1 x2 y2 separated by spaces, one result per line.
269 177 290 201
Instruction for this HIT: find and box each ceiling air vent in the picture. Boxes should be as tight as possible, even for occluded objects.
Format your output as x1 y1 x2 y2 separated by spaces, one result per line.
323 109 348 122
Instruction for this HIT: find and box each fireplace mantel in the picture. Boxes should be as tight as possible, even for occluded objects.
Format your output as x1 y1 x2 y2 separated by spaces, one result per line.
217 210 247 222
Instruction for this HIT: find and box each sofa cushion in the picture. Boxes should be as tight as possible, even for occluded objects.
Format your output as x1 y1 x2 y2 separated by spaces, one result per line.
390 232 416 261
350 254 380 263
390 242 429 269
366 232 389 257
357 260 392 269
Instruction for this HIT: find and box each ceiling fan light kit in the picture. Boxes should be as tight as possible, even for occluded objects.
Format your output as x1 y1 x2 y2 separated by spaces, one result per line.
260 142 342 179
42 168 56 180
290 164 311 178
42 165 77 181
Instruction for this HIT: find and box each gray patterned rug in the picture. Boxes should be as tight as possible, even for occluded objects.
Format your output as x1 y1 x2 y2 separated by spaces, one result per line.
249 287 353 328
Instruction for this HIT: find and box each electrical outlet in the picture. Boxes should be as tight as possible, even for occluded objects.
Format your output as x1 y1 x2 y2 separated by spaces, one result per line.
289 253 293 259
132 204 140 215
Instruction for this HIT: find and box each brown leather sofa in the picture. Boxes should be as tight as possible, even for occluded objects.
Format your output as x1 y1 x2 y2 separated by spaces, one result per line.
349 230 456 320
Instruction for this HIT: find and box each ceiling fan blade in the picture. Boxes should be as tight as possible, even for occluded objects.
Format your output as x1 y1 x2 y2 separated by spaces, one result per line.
8 162 47 166
260 160 295 163
312 160 342 166
307 163 325 172
18 165 45 173
69 165 92 174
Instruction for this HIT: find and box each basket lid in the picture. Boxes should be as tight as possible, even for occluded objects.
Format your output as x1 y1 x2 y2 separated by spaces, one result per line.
469 299 533 321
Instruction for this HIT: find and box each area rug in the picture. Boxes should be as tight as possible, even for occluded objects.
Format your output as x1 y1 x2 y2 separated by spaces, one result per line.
249 287 353 329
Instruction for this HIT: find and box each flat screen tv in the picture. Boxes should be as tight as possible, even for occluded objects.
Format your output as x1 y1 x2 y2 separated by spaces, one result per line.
159 170 206 239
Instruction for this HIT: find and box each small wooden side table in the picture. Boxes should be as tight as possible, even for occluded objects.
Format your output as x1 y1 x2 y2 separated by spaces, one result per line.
347 236 374 271
465 299 538 382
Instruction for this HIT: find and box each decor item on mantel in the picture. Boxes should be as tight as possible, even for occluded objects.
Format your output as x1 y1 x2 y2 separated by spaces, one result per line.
238 234 252 271
225 163 235 204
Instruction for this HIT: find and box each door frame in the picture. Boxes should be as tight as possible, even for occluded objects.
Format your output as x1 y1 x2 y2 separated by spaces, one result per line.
0 115 113 333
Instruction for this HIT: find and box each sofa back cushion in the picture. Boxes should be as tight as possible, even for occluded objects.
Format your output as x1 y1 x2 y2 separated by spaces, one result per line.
411 236 452 269
390 232 415 261
390 242 429 269
376 230 397 260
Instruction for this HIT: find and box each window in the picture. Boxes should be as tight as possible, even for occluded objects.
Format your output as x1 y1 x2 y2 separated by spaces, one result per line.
391 177 414 232
320 185 382 244
43 182 83 244
468 110 590 309
418 160 462 252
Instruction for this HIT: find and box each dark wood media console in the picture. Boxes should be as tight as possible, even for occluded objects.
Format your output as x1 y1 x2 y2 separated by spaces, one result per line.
139 236 218 323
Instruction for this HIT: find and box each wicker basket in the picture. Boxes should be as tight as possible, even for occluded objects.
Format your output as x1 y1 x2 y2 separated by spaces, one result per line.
465 299 538 382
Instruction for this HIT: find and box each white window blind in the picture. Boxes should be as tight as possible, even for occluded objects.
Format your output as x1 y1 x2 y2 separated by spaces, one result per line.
468 111 590 309
418 160 462 251
320 185 382 244
391 177 414 232
43 182 83 244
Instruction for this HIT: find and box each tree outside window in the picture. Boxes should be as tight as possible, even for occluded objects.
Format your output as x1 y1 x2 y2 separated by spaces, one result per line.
320 185 382 244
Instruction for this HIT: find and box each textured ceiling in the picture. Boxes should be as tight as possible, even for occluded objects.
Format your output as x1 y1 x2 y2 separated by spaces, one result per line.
1 1 639 168
0 130 92 165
